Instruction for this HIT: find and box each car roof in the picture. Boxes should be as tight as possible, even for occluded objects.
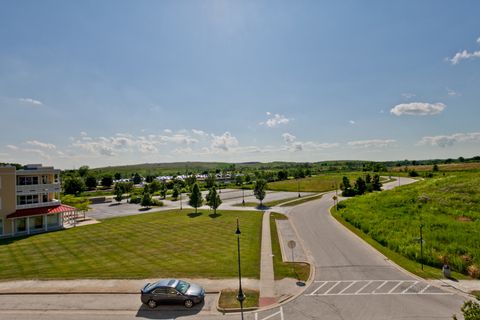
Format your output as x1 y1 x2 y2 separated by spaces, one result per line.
145 279 179 292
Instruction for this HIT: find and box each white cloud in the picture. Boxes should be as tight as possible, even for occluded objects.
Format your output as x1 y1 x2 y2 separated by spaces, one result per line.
390 102 446 116
6 144 18 150
401 93 416 100
349 120 355 125
282 133 296 144
159 134 198 145
18 98 43 106
477 37 480 44
447 88 460 96
163 129 172 134
192 129 208 137
26 140 56 150
211 132 239 151
348 139 396 148
259 113 292 128
417 132 480 148
448 50 480 64
282 133 338 152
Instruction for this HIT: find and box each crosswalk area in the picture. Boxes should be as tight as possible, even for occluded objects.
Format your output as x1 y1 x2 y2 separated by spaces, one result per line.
306 280 452 296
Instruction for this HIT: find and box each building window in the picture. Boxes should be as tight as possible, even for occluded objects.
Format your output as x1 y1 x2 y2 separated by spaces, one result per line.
17 176 39 185
0 218 3 235
17 195 39 205
47 214 59 228
29 216 44 231
15 218 27 233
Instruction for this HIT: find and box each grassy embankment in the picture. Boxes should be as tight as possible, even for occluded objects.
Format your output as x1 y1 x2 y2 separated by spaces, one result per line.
270 213 310 281
333 171 480 279
0 209 262 280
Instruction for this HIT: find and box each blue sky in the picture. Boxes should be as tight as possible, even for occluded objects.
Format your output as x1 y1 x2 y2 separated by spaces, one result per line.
1 1 479 169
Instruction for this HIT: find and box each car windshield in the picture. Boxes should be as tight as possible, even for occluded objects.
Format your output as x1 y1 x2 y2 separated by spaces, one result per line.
175 280 190 294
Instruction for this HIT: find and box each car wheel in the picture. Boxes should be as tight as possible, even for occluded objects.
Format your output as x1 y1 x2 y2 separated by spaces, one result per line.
147 299 157 309
184 299 193 308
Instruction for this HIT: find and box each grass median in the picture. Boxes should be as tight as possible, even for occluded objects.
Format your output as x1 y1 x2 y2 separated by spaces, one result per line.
270 212 309 281
0 209 263 280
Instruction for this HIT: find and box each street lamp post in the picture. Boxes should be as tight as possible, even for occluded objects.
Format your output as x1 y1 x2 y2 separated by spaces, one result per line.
235 218 245 319
179 190 182 210
420 224 424 270
242 188 245 206
297 179 301 198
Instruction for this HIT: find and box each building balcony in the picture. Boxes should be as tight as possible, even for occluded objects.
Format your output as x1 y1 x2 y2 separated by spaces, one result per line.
16 184 61 194
16 200 61 210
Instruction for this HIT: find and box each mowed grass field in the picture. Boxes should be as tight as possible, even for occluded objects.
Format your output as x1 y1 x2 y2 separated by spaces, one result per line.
337 172 480 278
0 209 263 280
267 173 366 192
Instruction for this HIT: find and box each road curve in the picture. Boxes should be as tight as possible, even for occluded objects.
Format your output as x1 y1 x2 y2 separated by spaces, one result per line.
279 177 465 320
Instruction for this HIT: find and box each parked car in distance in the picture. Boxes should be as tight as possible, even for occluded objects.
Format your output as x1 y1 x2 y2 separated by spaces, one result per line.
141 279 205 308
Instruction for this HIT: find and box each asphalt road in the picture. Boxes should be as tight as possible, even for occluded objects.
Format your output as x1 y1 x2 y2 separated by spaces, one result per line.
277 177 466 320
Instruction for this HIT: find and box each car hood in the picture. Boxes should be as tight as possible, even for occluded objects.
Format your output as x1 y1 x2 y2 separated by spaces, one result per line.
185 283 204 296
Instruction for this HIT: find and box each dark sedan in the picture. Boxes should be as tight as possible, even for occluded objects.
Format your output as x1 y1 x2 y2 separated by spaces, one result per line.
141 279 205 308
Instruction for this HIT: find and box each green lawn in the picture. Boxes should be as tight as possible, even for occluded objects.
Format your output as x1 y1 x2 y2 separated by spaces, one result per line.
232 197 300 208
267 173 366 192
335 172 480 279
270 213 310 281
280 194 323 207
218 289 259 309
0 209 263 280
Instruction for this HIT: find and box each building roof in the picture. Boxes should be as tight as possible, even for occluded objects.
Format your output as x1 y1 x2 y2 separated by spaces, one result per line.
7 204 77 219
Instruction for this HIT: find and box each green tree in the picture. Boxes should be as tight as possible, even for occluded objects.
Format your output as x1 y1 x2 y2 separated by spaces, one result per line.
85 175 97 190
159 182 167 199
245 174 252 184
140 192 152 208
205 186 222 215
149 180 161 193
133 173 142 185
114 187 123 203
61 194 90 211
114 172 121 180
254 179 267 206
453 300 480 320
277 170 288 181
78 165 89 177
433 164 439 172
205 174 216 188
185 175 197 187
188 183 203 213
235 175 244 186
372 174 382 191
354 177 366 195
101 175 113 188
63 177 85 195
172 186 179 200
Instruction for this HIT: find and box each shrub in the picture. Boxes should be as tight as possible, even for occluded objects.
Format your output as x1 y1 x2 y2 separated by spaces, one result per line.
129 195 141 204
467 264 480 279
151 199 164 207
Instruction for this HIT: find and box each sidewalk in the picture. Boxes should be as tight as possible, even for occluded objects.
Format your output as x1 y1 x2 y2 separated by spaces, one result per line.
429 279 480 297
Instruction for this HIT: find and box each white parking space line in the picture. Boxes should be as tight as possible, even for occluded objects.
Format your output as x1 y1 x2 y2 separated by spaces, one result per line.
372 280 388 293
306 280 453 296
420 284 431 294
338 281 358 294
388 281 403 294
355 280 373 294
308 281 330 296
402 281 419 294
